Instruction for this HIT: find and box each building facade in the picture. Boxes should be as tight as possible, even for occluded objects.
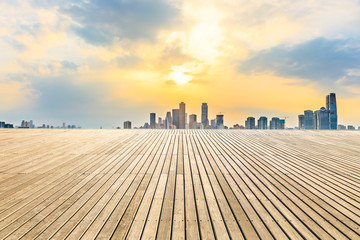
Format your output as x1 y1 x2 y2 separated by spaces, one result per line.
150 113 156 129
179 102 186 129
189 114 197 129
172 109 179 129
270 117 280 129
298 114 305 130
326 93 337 130
257 116 268 129
124 121 132 129
216 115 224 129
316 107 329 130
245 117 255 129
304 110 314 129
201 103 209 128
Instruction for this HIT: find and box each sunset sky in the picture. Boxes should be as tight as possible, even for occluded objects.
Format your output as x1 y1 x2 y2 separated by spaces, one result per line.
1 0 360 128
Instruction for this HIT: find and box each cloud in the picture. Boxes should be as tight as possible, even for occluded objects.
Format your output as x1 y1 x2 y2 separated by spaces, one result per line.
239 38 360 87
51 0 181 45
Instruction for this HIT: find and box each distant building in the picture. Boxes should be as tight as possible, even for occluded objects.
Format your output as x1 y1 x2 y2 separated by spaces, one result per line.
279 119 285 129
211 119 216 129
304 110 314 129
158 117 162 129
0 121 5 128
314 110 319 129
143 122 150 129
150 113 156 129
201 103 209 128
316 107 329 130
347 125 355 130
166 112 172 129
257 116 267 129
245 117 255 129
189 114 197 129
270 117 280 129
298 114 305 130
216 115 224 129
172 109 179 129
179 102 186 129
4 124 13 128
338 124 346 130
124 121 132 129
326 93 337 130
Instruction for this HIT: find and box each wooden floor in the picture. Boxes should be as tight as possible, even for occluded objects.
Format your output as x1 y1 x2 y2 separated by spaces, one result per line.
0 129 359 240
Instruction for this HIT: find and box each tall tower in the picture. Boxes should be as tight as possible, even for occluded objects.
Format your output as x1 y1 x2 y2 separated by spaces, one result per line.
179 102 186 129
216 115 224 129
166 112 172 126
326 93 337 130
189 114 197 129
258 116 268 129
304 110 314 130
316 107 330 130
201 103 209 128
172 109 179 129
150 113 156 129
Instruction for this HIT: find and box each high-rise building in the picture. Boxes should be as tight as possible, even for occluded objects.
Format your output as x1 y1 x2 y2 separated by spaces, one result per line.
326 93 337 130
189 114 197 129
165 112 172 129
201 103 209 128
298 114 305 130
270 117 280 129
245 117 255 129
150 113 156 129
216 115 224 129
304 110 314 129
211 119 216 129
279 119 285 129
0 121 5 128
172 109 179 129
179 102 186 129
257 116 268 129
158 117 162 128
166 112 172 127
316 107 329 130
314 110 319 129
124 121 132 129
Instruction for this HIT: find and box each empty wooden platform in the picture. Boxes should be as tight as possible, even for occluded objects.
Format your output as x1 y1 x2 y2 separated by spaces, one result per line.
0 129 359 239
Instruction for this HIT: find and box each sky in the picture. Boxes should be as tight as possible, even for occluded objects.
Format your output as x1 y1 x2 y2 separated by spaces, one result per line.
1 0 360 128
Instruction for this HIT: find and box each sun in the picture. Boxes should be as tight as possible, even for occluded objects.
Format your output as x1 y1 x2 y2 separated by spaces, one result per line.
169 71 194 85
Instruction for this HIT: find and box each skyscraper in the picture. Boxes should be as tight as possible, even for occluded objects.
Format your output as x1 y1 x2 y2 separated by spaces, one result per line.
270 117 280 129
245 117 255 129
150 113 156 129
201 103 209 128
279 119 285 129
124 121 132 129
216 115 224 129
298 114 305 129
166 112 172 126
257 116 268 129
304 110 314 129
314 110 319 129
316 107 329 130
172 109 179 129
189 114 197 129
179 102 186 129
211 119 216 129
326 93 337 130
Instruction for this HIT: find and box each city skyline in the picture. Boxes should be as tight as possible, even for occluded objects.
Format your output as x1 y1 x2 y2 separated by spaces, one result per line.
1 1 360 128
